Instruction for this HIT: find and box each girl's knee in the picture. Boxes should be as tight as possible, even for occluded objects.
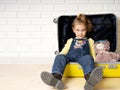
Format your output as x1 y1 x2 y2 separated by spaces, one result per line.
55 54 67 62
78 55 94 64
56 54 65 59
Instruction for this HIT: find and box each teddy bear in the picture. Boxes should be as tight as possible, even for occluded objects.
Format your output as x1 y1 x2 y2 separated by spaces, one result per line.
94 40 120 62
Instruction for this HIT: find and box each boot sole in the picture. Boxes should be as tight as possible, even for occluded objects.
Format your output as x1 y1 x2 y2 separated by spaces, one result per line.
41 71 64 89
84 67 103 90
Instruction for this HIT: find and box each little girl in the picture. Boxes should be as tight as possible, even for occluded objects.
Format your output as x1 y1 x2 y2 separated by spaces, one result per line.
41 14 103 90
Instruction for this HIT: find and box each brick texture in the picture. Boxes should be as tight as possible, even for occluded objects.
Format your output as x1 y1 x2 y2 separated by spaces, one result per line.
0 0 120 64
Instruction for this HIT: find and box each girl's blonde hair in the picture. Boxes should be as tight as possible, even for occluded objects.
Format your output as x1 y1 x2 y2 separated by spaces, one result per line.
72 14 93 32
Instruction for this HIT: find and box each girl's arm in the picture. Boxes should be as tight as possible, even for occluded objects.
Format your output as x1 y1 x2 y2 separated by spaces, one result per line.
59 38 73 55
89 38 96 61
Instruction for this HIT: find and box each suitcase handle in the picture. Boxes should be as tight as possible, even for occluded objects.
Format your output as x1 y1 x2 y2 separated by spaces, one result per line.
53 17 58 23
55 51 59 55
108 64 118 69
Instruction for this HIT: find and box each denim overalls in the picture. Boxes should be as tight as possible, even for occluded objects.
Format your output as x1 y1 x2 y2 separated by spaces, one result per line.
52 38 95 76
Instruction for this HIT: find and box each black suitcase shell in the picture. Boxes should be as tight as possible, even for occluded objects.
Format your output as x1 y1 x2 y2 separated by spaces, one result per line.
57 14 116 53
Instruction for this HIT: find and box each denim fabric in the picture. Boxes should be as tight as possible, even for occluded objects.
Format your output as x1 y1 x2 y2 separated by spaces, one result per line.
52 54 68 75
66 38 90 61
52 38 95 76
77 55 94 75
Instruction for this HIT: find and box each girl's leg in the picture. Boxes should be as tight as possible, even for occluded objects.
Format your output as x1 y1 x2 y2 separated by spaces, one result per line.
84 67 103 90
52 54 68 76
77 55 103 90
77 55 95 75
41 54 68 89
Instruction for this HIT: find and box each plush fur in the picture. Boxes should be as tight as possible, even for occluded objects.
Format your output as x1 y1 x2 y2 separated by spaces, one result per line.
94 40 120 62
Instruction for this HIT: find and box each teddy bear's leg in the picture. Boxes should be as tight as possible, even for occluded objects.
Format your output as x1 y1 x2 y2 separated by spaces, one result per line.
110 52 120 61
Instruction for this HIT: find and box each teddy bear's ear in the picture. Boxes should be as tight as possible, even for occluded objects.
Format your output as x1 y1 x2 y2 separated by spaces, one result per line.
106 40 110 45
104 40 110 51
107 41 110 51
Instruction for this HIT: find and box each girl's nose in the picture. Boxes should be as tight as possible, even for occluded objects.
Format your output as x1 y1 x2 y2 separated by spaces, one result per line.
79 31 82 34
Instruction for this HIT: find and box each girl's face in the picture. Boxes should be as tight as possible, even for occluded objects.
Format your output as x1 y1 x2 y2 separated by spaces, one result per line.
72 23 87 39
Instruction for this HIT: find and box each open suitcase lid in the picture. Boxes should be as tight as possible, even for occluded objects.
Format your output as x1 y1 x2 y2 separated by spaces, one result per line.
57 13 116 52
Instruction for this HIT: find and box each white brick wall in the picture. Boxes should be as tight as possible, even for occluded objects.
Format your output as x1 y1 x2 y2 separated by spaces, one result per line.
0 0 120 64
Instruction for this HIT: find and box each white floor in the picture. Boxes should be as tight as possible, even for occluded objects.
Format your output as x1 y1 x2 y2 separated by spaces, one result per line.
0 64 120 90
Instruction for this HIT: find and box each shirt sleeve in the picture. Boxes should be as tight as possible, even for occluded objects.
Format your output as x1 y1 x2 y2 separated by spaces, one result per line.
88 38 96 61
59 38 73 55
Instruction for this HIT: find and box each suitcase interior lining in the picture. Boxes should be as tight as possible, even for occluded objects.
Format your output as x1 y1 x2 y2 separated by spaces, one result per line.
57 14 116 53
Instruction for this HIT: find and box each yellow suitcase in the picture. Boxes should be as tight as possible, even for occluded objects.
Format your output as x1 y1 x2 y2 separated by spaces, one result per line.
63 62 120 77
55 13 119 77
